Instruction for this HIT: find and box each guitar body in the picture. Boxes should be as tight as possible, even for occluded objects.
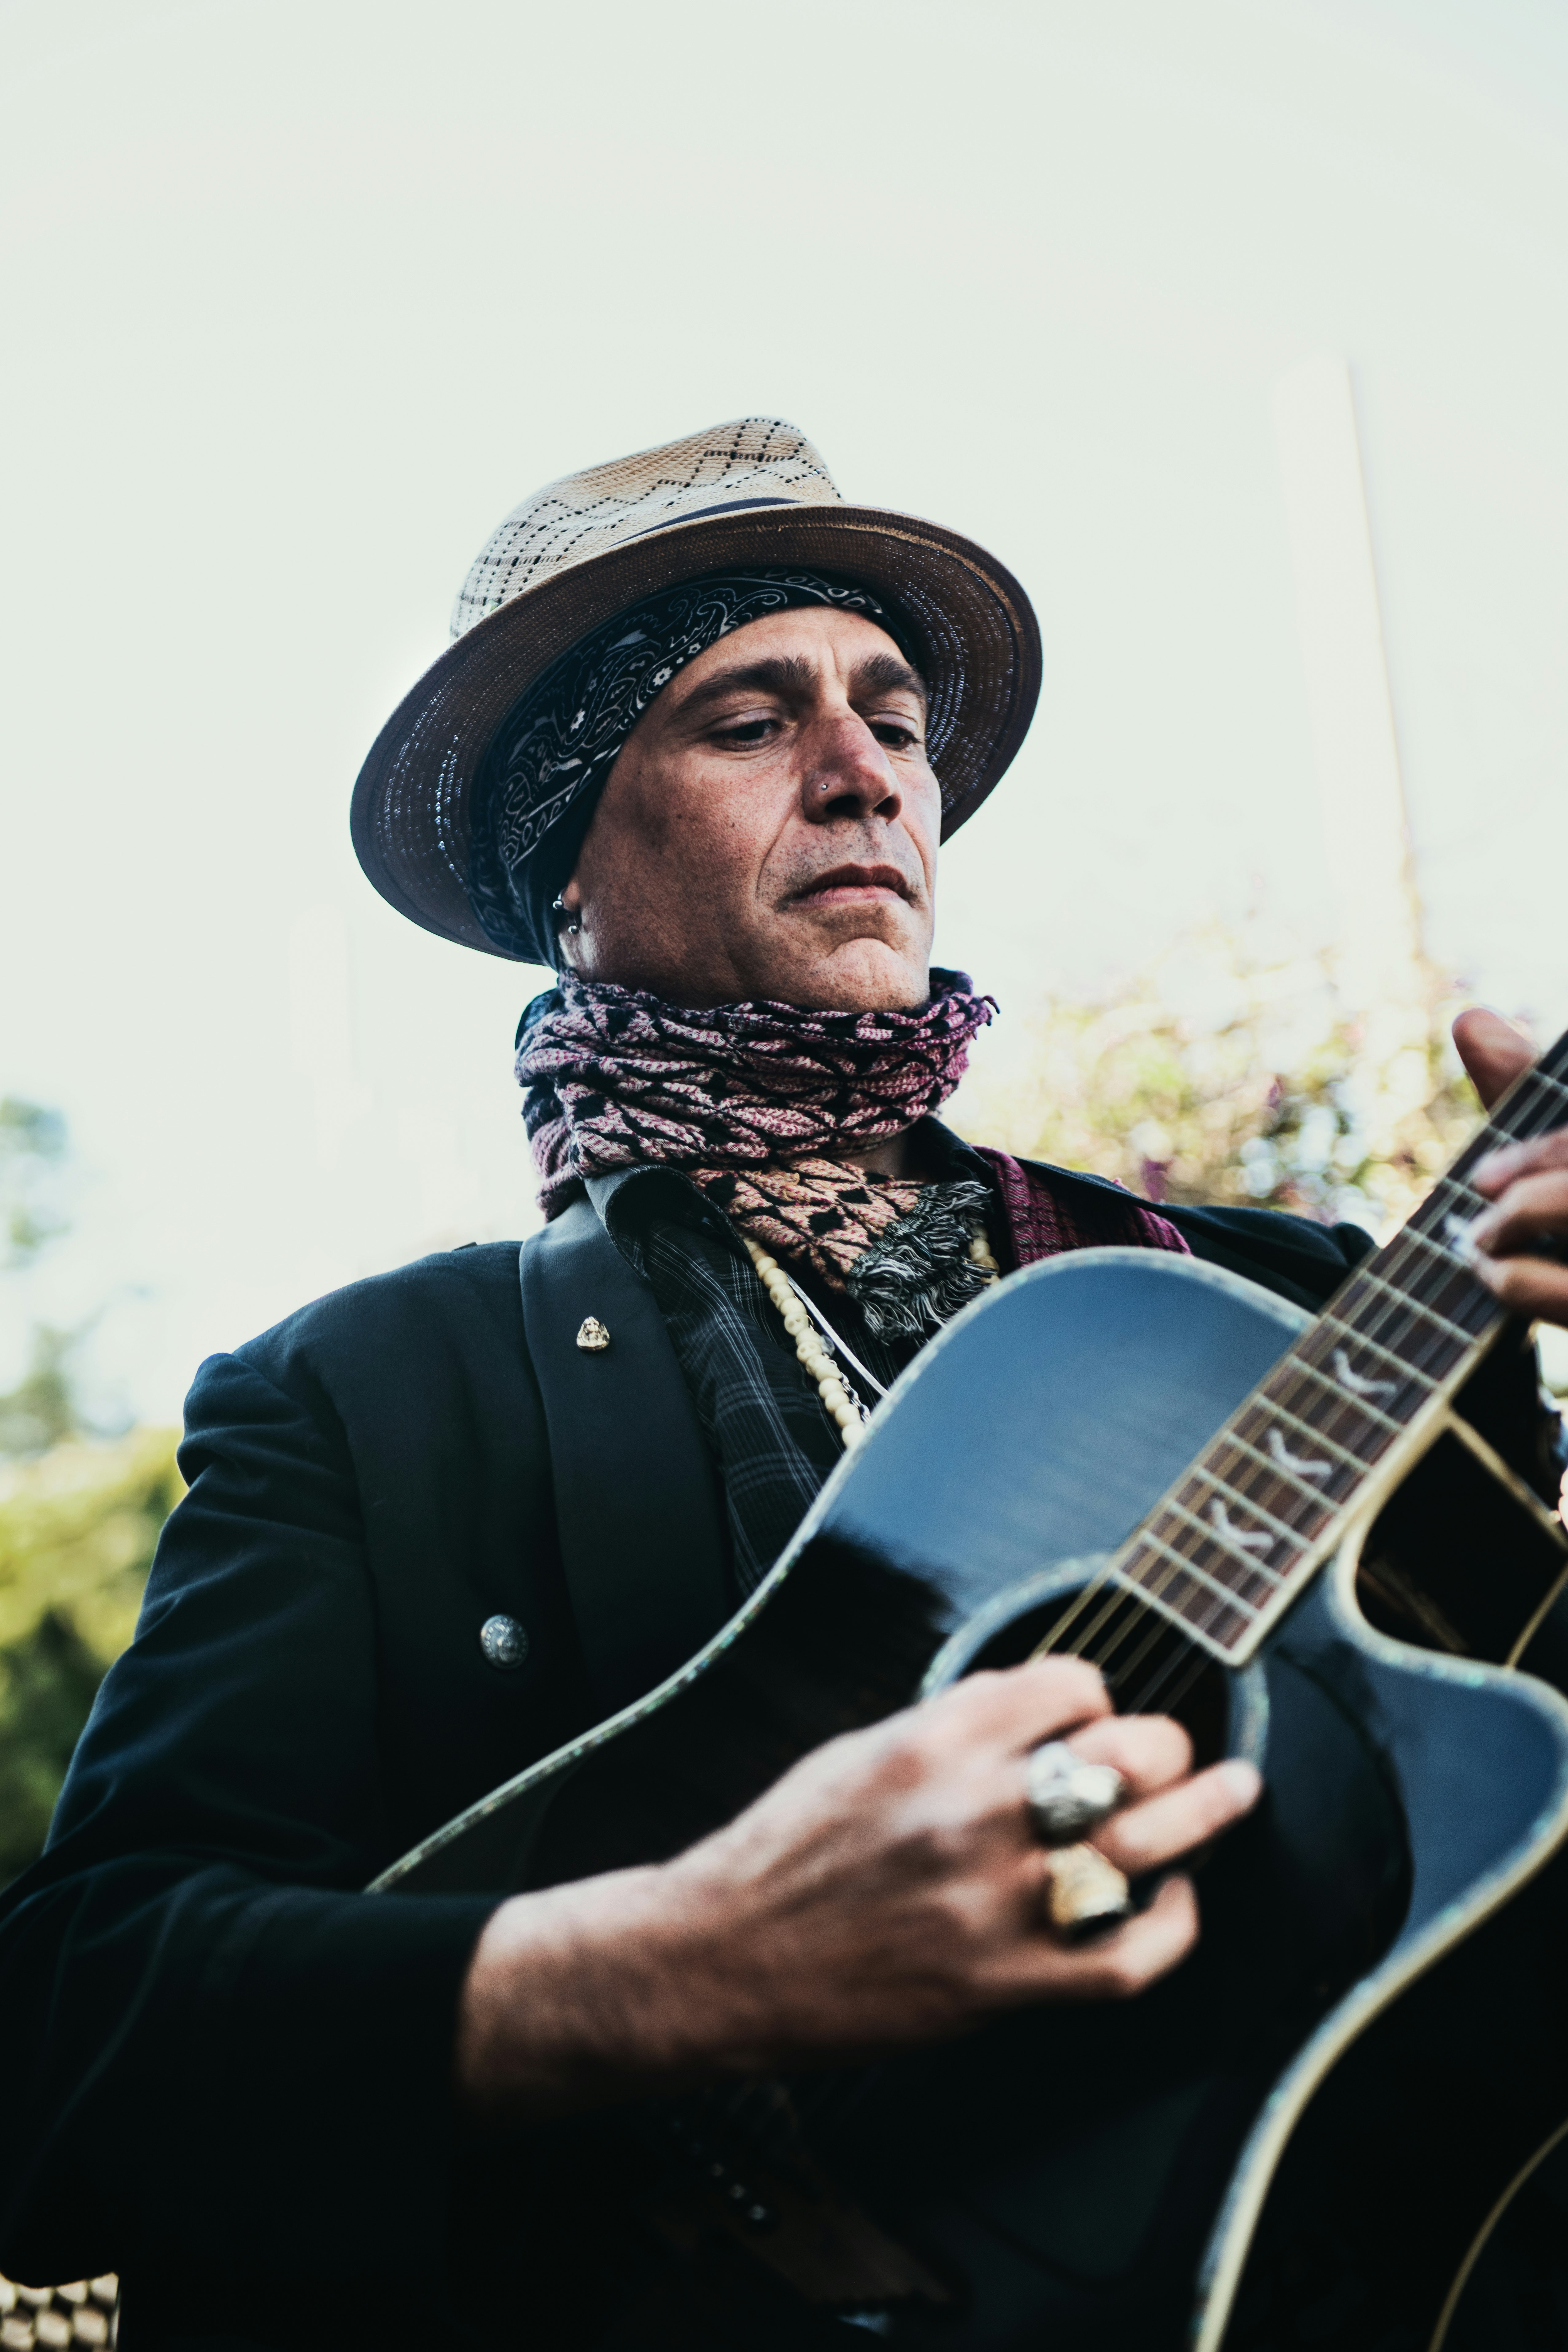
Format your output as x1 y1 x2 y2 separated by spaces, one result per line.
379 1252 1568 2350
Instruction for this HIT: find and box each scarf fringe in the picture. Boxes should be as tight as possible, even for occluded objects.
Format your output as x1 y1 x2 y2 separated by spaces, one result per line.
845 1178 995 1340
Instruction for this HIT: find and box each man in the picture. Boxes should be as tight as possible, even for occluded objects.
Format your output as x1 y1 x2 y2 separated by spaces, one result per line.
1 419 1565 2350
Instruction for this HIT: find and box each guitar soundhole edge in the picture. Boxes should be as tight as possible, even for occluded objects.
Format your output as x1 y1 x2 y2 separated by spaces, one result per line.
957 1587 1231 1769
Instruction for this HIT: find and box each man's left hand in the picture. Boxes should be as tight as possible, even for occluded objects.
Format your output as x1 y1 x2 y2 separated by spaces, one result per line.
1455 1006 1568 1330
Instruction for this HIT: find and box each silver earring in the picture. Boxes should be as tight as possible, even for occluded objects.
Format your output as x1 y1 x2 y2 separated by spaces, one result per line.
551 894 582 937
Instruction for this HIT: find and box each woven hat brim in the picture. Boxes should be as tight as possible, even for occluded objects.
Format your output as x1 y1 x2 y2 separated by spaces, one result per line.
350 503 1042 961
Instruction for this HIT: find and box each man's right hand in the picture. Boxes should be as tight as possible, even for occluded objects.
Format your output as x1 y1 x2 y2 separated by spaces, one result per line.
455 1656 1262 2122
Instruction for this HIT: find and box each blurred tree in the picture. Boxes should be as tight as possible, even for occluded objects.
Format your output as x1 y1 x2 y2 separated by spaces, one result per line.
0 1428 181 1887
0 1095 88 1462
952 926 1482 1238
0 1098 177 1885
1 1095 69 1269
0 1325 84 1458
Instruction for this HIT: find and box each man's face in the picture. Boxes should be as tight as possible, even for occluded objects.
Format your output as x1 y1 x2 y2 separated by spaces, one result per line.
557 608 940 1010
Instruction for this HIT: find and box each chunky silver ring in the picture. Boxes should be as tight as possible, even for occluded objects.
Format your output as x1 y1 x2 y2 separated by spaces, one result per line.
1025 1741 1126 1848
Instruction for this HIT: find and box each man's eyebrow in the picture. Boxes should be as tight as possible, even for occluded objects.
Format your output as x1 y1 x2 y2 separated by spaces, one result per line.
670 656 818 720
849 650 928 709
668 649 929 723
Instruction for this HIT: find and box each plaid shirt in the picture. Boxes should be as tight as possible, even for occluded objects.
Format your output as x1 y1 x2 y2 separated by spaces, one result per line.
600 1123 1187 1596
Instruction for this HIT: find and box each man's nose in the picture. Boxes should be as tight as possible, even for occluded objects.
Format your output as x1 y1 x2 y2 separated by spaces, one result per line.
800 709 901 823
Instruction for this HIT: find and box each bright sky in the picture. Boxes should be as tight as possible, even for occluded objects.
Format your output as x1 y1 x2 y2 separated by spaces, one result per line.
2 0 1566 1424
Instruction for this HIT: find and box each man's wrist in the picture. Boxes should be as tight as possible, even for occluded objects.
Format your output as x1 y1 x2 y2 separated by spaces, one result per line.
453 1862 722 2123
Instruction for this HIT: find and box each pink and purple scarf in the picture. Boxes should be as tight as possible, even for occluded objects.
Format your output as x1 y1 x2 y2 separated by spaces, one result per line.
516 969 1188 1294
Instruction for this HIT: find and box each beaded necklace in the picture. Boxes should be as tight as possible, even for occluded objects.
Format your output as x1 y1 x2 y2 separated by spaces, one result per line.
742 1222 1000 1453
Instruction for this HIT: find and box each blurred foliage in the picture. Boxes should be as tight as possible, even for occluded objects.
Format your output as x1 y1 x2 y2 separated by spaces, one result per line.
1 1096 69 1270
0 1324 86 1459
1 1092 92 1465
0 1096 175 1887
954 926 1481 1239
0 1428 181 1887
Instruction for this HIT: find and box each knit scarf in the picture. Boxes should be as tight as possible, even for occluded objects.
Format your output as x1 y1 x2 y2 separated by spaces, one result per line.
516 969 998 1325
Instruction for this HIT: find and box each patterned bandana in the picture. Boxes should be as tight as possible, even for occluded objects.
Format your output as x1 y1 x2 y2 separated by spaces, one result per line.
516 968 997 1313
466 567 918 965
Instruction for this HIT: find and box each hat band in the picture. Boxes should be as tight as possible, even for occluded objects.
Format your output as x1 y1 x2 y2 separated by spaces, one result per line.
618 494 803 545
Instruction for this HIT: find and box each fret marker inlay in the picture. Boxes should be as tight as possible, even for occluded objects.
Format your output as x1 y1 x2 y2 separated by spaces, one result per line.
1331 1348 1396 1402
1266 1427 1332 1481
1207 1499 1273 1553
1086 1034 1568 1663
1443 1212 1480 1265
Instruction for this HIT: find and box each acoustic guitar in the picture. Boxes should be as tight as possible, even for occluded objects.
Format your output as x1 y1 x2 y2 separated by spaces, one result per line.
375 1034 1568 2350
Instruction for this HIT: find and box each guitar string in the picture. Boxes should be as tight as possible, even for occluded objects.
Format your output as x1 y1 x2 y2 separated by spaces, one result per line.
1022 1057 1568 1737
1045 1065 1568 1669
1121 1055 1565 1732
1052 1210 1514 1697
1060 1073 1567 1711
1019 1202 1493 1678
1018 1064 1568 1700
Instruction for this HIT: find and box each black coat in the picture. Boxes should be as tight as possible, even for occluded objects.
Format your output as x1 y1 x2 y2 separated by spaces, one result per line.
0 1176 1549 2345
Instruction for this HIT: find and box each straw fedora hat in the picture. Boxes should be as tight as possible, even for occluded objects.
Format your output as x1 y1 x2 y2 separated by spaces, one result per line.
351 416 1042 960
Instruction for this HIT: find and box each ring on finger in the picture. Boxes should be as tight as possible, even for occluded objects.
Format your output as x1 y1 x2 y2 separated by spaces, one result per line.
1025 1739 1126 1848
1042 1841 1134 1940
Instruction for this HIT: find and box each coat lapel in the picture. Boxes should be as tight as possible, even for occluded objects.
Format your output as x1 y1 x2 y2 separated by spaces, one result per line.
518 1194 730 1716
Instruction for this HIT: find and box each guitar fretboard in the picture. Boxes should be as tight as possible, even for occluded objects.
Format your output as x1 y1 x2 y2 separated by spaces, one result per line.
1111 1033 1568 1663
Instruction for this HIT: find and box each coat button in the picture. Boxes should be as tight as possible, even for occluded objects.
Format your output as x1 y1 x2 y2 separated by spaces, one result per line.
576 1316 610 1351
479 1614 529 1671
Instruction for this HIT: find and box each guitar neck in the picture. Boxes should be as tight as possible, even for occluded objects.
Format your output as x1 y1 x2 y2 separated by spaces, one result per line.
1110 1031 1568 1666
